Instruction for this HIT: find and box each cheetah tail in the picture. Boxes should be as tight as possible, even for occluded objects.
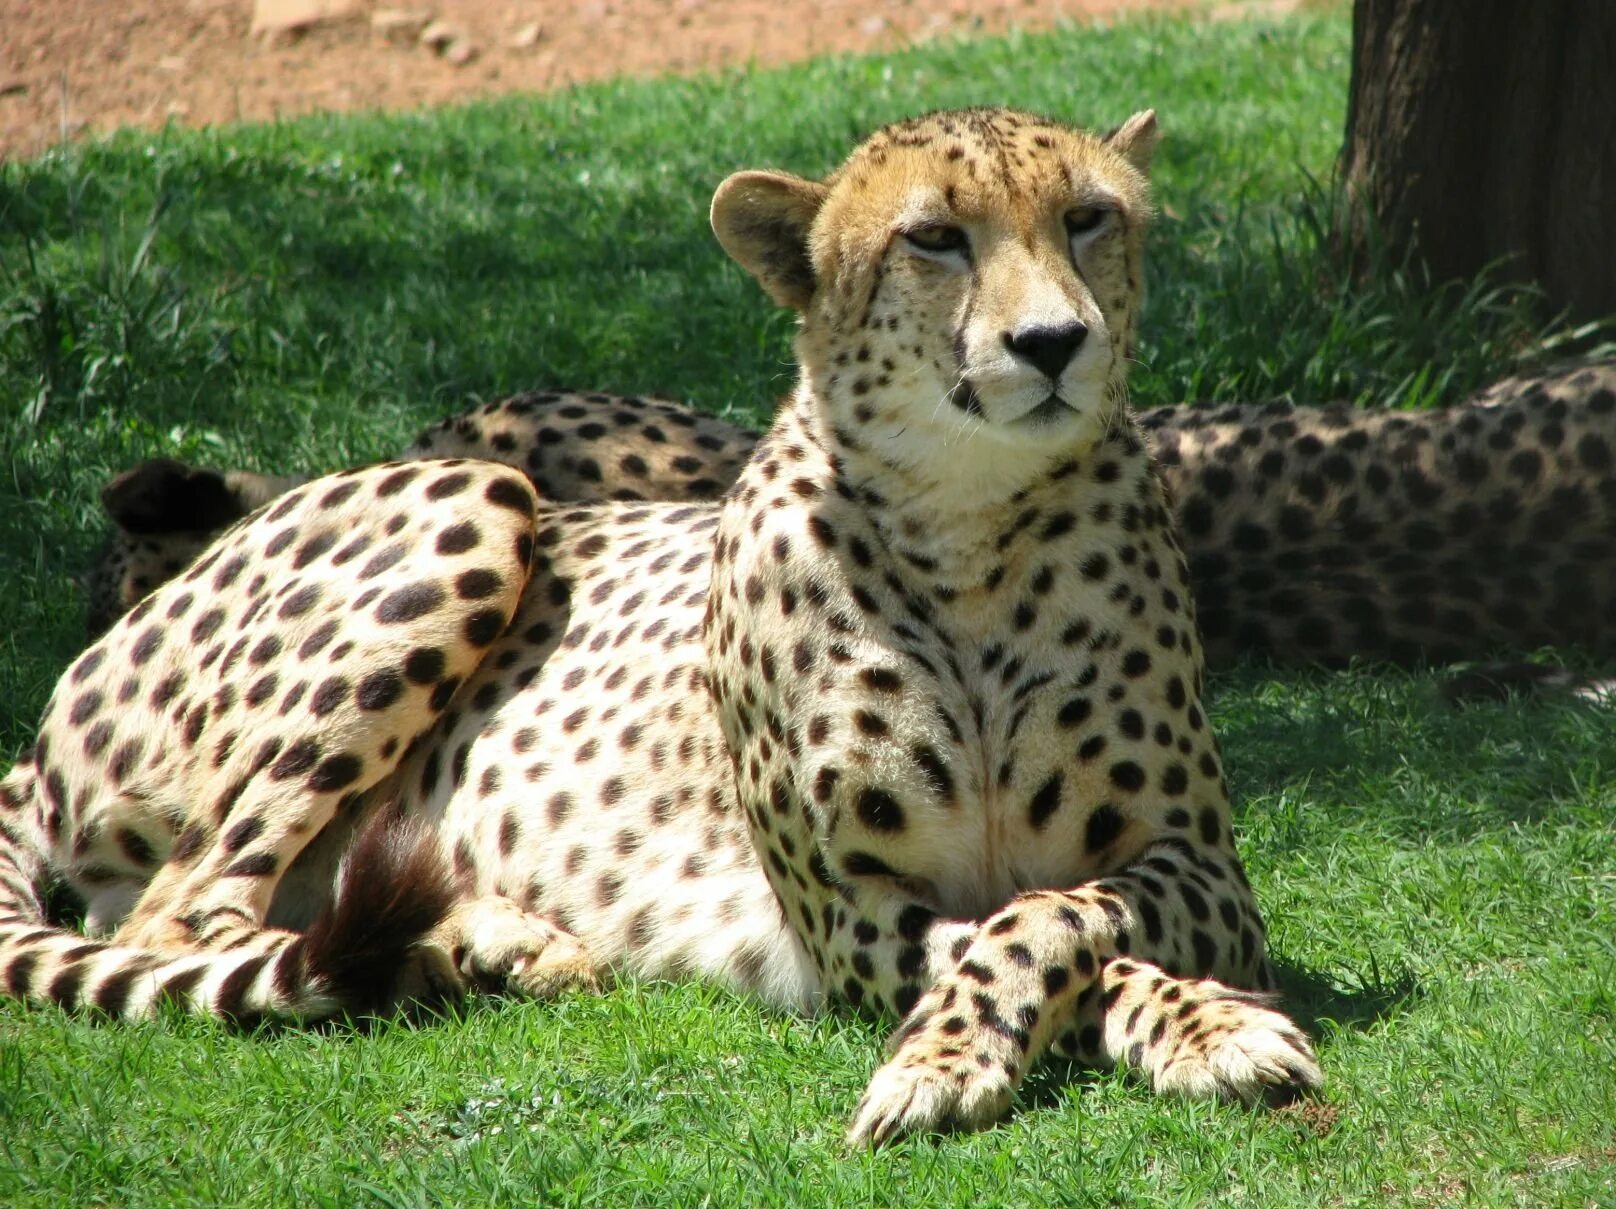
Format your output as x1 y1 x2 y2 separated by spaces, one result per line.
297 805 459 1015
0 774 456 1022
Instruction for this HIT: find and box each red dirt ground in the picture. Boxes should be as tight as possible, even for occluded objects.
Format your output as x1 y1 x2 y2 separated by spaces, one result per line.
1 0 1298 162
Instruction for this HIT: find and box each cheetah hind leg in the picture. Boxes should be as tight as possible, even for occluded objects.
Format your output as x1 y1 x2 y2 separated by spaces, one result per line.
404 896 604 1003
106 459 541 961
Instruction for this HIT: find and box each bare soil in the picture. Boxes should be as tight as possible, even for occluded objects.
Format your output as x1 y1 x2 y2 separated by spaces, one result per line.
0 0 1288 162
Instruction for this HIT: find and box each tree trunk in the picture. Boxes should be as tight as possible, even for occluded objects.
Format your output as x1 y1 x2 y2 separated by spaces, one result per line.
1341 0 1616 323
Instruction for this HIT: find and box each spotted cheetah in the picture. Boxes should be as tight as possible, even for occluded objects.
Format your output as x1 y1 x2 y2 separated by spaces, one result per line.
2 108 1321 1143
1147 362 1616 667
88 361 1616 665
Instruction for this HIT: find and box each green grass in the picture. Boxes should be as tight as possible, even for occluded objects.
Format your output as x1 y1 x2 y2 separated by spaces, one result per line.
2 8 1613 1206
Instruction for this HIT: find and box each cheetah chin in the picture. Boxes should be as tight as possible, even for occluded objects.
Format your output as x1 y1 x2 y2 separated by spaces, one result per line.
1 107 1320 1144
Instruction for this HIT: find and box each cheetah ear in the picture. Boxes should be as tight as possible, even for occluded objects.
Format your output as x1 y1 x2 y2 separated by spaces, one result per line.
1105 110 1160 175
101 458 249 535
711 170 830 311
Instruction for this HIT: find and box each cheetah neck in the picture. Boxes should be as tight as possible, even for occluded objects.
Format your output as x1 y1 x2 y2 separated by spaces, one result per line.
730 383 1166 635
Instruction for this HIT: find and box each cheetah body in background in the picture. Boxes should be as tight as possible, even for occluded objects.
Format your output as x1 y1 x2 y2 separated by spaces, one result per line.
84 393 754 637
89 362 1616 667
3 108 1322 1143
1145 363 1616 665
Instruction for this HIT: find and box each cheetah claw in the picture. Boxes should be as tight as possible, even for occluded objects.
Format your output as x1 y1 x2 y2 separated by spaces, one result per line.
447 897 603 1000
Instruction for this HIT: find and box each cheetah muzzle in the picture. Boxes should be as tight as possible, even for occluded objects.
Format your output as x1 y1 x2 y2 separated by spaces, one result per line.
0 107 1321 1144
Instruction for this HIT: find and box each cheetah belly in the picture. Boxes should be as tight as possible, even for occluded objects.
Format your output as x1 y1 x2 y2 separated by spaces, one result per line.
393 503 819 1011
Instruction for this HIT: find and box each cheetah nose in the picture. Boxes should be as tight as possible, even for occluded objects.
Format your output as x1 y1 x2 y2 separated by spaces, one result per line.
1002 321 1088 380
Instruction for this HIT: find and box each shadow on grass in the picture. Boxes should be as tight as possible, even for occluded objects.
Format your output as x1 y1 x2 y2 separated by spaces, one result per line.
1213 661 1616 844
1272 955 1421 1037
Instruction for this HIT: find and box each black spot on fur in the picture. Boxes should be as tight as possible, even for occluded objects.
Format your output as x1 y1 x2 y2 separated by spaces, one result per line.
855 787 905 831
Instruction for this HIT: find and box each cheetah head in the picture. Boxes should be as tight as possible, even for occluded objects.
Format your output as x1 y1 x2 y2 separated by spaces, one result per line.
84 459 297 638
711 107 1158 489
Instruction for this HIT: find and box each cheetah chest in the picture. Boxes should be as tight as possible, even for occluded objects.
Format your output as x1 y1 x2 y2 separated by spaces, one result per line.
813 616 1212 922
731 491 1222 925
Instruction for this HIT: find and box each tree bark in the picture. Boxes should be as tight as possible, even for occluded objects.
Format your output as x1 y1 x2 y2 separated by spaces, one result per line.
1341 0 1616 323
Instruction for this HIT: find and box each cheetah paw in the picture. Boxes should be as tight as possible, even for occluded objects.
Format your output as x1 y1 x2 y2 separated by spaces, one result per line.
1152 1006 1322 1106
847 1058 1015 1147
453 898 602 1000
493 929 601 1000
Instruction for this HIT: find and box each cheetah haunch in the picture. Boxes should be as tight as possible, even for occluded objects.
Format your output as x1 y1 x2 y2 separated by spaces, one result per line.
0 108 1320 1143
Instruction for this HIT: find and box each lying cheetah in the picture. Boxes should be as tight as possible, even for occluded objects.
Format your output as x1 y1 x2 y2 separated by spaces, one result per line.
2 108 1321 1143
87 362 1616 667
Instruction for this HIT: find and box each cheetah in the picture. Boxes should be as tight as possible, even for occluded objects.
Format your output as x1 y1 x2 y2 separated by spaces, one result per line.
2 108 1321 1144
87 361 1616 665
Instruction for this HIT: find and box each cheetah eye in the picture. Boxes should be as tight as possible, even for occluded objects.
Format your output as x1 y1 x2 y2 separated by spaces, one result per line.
902 224 969 256
1064 207 1110 238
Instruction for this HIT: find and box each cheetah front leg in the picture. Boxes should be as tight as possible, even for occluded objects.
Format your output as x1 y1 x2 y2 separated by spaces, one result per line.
842 843 1320 1146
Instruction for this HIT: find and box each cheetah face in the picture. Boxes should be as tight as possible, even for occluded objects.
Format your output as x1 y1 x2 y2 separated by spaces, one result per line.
712 108 1158 483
